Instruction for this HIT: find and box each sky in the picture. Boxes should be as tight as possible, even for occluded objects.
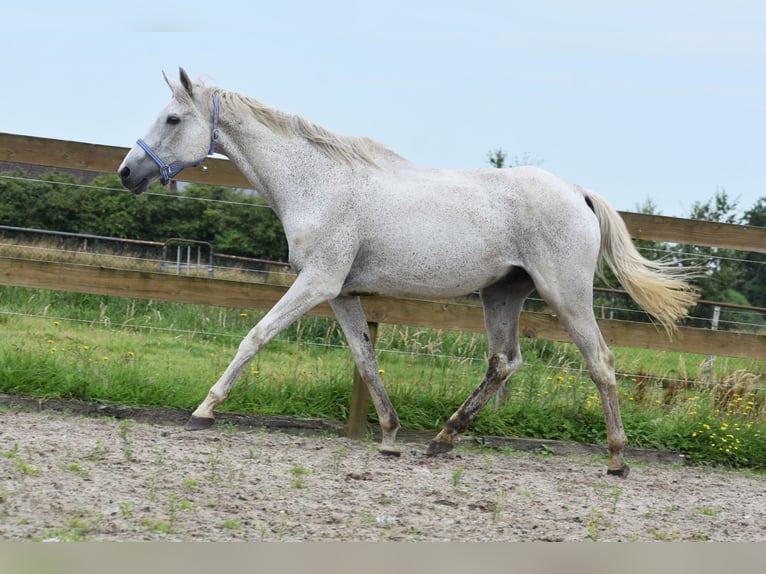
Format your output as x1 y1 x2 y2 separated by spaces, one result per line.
3 0 765 217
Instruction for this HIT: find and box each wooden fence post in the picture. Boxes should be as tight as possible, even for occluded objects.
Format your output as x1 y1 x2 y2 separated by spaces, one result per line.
347 321 378 439
704 305 721 385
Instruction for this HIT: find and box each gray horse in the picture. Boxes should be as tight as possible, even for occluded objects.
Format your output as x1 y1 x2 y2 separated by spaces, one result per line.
119 69 698 477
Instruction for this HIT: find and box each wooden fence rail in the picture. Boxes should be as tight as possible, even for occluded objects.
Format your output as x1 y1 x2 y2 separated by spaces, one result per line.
1 132 765 436
0 257 762 361
3 132 766 253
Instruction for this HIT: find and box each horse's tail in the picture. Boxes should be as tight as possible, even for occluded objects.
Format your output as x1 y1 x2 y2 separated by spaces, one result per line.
583 190 699 335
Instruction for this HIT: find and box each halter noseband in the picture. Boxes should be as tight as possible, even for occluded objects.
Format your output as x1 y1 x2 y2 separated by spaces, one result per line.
136 91 220 186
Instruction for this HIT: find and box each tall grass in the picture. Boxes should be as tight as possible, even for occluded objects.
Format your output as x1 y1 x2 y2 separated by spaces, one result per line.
0 285 764 470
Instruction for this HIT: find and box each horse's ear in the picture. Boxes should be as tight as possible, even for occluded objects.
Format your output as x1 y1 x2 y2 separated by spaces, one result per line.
179 67 193 97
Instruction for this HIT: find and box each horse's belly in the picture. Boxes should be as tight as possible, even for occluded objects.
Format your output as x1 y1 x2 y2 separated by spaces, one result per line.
341 255 512 299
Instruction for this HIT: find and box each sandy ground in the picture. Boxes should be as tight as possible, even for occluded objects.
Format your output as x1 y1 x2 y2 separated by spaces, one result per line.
0 408 764 542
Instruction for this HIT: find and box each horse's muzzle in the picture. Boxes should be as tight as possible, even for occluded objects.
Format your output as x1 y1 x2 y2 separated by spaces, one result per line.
118 165 149 195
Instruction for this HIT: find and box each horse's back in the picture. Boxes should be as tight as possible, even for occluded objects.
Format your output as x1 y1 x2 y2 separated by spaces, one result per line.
339 164 601 299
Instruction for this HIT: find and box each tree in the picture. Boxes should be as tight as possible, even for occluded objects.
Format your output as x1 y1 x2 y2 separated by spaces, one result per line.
486 148 543 169
0 168 289 262
487 149 507 168
739 198 766 309
675 188 755 329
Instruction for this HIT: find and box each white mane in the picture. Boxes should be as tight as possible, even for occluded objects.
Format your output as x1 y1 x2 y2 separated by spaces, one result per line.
199 84 392 167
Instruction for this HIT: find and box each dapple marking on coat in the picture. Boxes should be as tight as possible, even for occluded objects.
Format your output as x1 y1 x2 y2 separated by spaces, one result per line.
118 68 698 477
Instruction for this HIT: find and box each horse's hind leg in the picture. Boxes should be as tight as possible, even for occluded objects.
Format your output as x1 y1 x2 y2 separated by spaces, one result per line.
330 296 401 455
536 274 629 477
427 274 534 455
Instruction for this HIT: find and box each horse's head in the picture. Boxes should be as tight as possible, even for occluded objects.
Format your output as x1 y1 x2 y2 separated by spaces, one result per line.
118 68 219 194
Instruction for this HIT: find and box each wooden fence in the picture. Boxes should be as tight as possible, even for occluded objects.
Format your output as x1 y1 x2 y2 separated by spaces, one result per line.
1 133 765 436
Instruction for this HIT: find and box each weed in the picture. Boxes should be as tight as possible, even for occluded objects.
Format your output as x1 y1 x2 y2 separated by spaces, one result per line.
276 512 289 540
450 464 465 488
585 510 612 541
64 463 90 478
207 443 224 481
593 481 622 514
119 502 134 518
141 518 173 535
330 445 349 472
117 419 135 461
290 465 310 489
13 458 40 476
147 471 159 501
0 443 19 458
649 527 680 541
536 444 555 457
88 439 109 462
492 491 507 523
222 519 241 530
38 510 100 542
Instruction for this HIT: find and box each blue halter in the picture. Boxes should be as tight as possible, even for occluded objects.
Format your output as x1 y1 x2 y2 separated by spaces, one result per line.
136 91 220 185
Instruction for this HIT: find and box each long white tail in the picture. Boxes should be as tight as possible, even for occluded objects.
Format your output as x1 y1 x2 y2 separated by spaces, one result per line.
584 191 699 334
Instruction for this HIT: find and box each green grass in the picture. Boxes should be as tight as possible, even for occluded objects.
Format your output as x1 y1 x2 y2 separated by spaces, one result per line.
0 285 764 470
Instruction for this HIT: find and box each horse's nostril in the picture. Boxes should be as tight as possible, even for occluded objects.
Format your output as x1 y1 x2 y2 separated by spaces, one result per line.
119 166 131 181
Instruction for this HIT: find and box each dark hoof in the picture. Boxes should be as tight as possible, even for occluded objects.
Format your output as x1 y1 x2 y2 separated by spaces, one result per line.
185 415 215 431
426 439 454 457
378 448 401 457
606 465 630 478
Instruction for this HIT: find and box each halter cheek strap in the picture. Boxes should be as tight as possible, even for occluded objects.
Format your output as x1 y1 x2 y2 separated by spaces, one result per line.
136 91 220 186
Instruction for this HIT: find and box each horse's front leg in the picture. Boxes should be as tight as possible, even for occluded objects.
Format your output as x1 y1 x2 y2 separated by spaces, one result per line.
186 273 339 430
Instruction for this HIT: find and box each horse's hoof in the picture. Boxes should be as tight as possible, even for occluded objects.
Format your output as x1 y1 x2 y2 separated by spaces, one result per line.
379 448 401 457
606 465 630 478
426 439 454 456
185 415 215 431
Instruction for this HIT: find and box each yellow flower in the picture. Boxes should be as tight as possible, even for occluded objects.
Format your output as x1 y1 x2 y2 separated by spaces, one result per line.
378 369 385 374
102 356 109 361
52 321 60 326
83 345 90 351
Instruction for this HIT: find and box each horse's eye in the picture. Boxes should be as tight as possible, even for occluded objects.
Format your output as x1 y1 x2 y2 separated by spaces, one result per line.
166 114 181 125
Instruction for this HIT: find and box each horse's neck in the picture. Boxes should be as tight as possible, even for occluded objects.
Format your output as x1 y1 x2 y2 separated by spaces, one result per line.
217 115 340 217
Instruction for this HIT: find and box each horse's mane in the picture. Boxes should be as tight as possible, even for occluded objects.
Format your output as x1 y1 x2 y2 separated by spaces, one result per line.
200 83 391 167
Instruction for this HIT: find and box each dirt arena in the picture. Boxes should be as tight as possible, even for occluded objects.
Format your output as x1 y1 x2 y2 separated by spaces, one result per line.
1 402 764 542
